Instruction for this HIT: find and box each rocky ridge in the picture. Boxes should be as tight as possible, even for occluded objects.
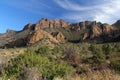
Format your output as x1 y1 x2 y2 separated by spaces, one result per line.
0 18 120 48
23 18 70 30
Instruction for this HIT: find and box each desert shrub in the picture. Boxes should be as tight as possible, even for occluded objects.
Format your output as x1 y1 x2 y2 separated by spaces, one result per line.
52 46 60 54
88 44 95 52
76 67 87 74
63 47 80 64
0 73 16 80
114 43 120 52
35 46 50 56
87 45 106 65
102 44 111 55
50 46 64 59
111 60 120 72
3 47 73 80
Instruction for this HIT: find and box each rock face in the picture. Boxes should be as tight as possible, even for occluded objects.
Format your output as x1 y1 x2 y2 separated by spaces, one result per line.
70 21 117 40
35 18 70 29
102 24 116 33
73 21 116 40
27 30 59 45
23 19 117 42
83 33 89 40
90 24 102 38
51 32 65 42
23 18 70 30
23 23 35 30
89 23 116 39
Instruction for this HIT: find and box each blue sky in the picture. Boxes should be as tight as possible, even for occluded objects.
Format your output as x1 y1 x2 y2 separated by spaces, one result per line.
0 0 120 33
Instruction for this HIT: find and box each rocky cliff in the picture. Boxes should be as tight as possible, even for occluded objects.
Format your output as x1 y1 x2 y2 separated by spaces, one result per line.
0 18 120 48
23 18 70 30
27 30 59 45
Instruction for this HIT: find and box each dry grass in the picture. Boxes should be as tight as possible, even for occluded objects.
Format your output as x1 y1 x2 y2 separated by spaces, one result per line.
0 48 26 55
0 48 26 64
72 69 120 80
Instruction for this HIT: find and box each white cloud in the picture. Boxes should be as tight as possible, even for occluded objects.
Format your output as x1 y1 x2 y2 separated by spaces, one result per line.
53 0 104 11
54 0 120 24
93 0 120 23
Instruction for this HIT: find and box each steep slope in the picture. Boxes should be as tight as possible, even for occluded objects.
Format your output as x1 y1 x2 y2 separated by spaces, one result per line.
0 29 17 47
3 30 32 48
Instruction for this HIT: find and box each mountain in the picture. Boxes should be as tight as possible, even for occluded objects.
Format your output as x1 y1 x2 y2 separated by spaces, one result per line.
0 18 120 80
0 18 120 48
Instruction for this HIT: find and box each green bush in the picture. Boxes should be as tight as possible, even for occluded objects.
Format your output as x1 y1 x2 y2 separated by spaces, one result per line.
3 47 73 80
102 44 111 55
35 46 50 56
52 46 60 54
111 60 120 72
87 45 106 64
76 67 87 74
114 44 120 52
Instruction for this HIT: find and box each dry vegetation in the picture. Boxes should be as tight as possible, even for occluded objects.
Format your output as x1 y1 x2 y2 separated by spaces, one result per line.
0 42 119 80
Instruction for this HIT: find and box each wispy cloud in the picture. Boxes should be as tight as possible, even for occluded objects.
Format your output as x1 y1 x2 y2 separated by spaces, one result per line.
93 0 120 23
54 0 120 24
1 0 120 24
53 0 103 11
53 0 90 11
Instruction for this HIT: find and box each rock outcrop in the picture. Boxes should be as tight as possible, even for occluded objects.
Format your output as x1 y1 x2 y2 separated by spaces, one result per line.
80 22 116 40
89 23 116 38
83 33 89 40
51 32 65 42
23 23 35 30
23 18 70 31
102 24 116 33
27 30 59 45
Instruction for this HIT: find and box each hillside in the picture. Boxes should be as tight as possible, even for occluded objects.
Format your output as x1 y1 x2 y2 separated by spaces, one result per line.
0 18 120 80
